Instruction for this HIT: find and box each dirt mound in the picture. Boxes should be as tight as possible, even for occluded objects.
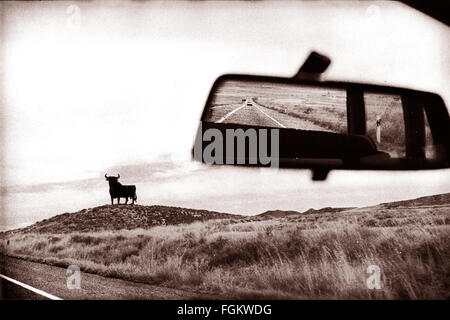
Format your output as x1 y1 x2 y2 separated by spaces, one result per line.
10 205 240 234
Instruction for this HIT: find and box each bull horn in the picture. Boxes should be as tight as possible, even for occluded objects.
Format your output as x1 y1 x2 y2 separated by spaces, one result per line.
105 173 108 178
117 174 120 178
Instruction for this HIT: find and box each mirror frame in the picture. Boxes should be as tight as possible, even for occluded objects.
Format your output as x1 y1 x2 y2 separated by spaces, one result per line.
194 74 450 178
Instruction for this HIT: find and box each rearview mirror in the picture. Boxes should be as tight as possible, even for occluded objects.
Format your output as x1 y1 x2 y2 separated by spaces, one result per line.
193 75 450 179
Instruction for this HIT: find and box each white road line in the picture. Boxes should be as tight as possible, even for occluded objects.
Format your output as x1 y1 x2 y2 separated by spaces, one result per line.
215 103 247 123
0 274 63 300
253 104 286 128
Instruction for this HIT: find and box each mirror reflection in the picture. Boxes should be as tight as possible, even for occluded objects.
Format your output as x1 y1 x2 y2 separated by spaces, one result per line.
202 79 444 165
204 80 347 133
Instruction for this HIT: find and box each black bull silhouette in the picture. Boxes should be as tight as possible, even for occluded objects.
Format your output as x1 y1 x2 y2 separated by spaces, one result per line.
105 174 137 205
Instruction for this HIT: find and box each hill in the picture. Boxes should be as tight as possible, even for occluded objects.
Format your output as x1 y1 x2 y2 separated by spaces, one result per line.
257 207 355 218
9 205 242 234
256 192 450 219
256 210 303 218
301 207 355 215
379 192 450 208
4 192 450 235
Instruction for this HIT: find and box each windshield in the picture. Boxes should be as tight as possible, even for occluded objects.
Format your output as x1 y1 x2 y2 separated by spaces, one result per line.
2 0 448 228
0 0 449 301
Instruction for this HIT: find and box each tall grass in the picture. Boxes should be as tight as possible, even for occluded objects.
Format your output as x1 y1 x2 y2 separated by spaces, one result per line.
365 93 406 157
2 206 449 299
254 95 347 133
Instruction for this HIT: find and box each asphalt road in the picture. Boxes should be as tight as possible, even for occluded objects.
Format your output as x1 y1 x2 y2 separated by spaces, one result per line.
0 255 211 300
1 276 49 300
217 99 286 128
211 98 328 131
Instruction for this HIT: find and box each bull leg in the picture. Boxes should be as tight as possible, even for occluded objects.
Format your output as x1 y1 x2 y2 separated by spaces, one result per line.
125 197 128 204
111 196 114 205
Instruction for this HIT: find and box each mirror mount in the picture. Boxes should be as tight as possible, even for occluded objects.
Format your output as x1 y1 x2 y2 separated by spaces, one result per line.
293 51 331 81
311 168 330 181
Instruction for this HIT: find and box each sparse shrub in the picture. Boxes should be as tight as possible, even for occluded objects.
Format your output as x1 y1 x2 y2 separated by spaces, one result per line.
48 245 64 253
32 241 47 251
116 246 140 263
49 236 61 243
265 226 274 236
70 234 102 245
380 218 398 227
211 240 262 267
363 218 379 227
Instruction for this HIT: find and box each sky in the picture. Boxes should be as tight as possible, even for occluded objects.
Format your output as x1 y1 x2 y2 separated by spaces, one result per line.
1 1 449 229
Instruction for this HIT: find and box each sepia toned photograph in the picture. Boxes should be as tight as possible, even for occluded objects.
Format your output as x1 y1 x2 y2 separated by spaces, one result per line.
0 0 448 312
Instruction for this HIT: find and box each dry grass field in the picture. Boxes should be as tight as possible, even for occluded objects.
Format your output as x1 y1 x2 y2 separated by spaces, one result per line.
1 193 449 299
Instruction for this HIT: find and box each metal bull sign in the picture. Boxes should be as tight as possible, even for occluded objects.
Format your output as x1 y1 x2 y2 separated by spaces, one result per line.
104 174 137 205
